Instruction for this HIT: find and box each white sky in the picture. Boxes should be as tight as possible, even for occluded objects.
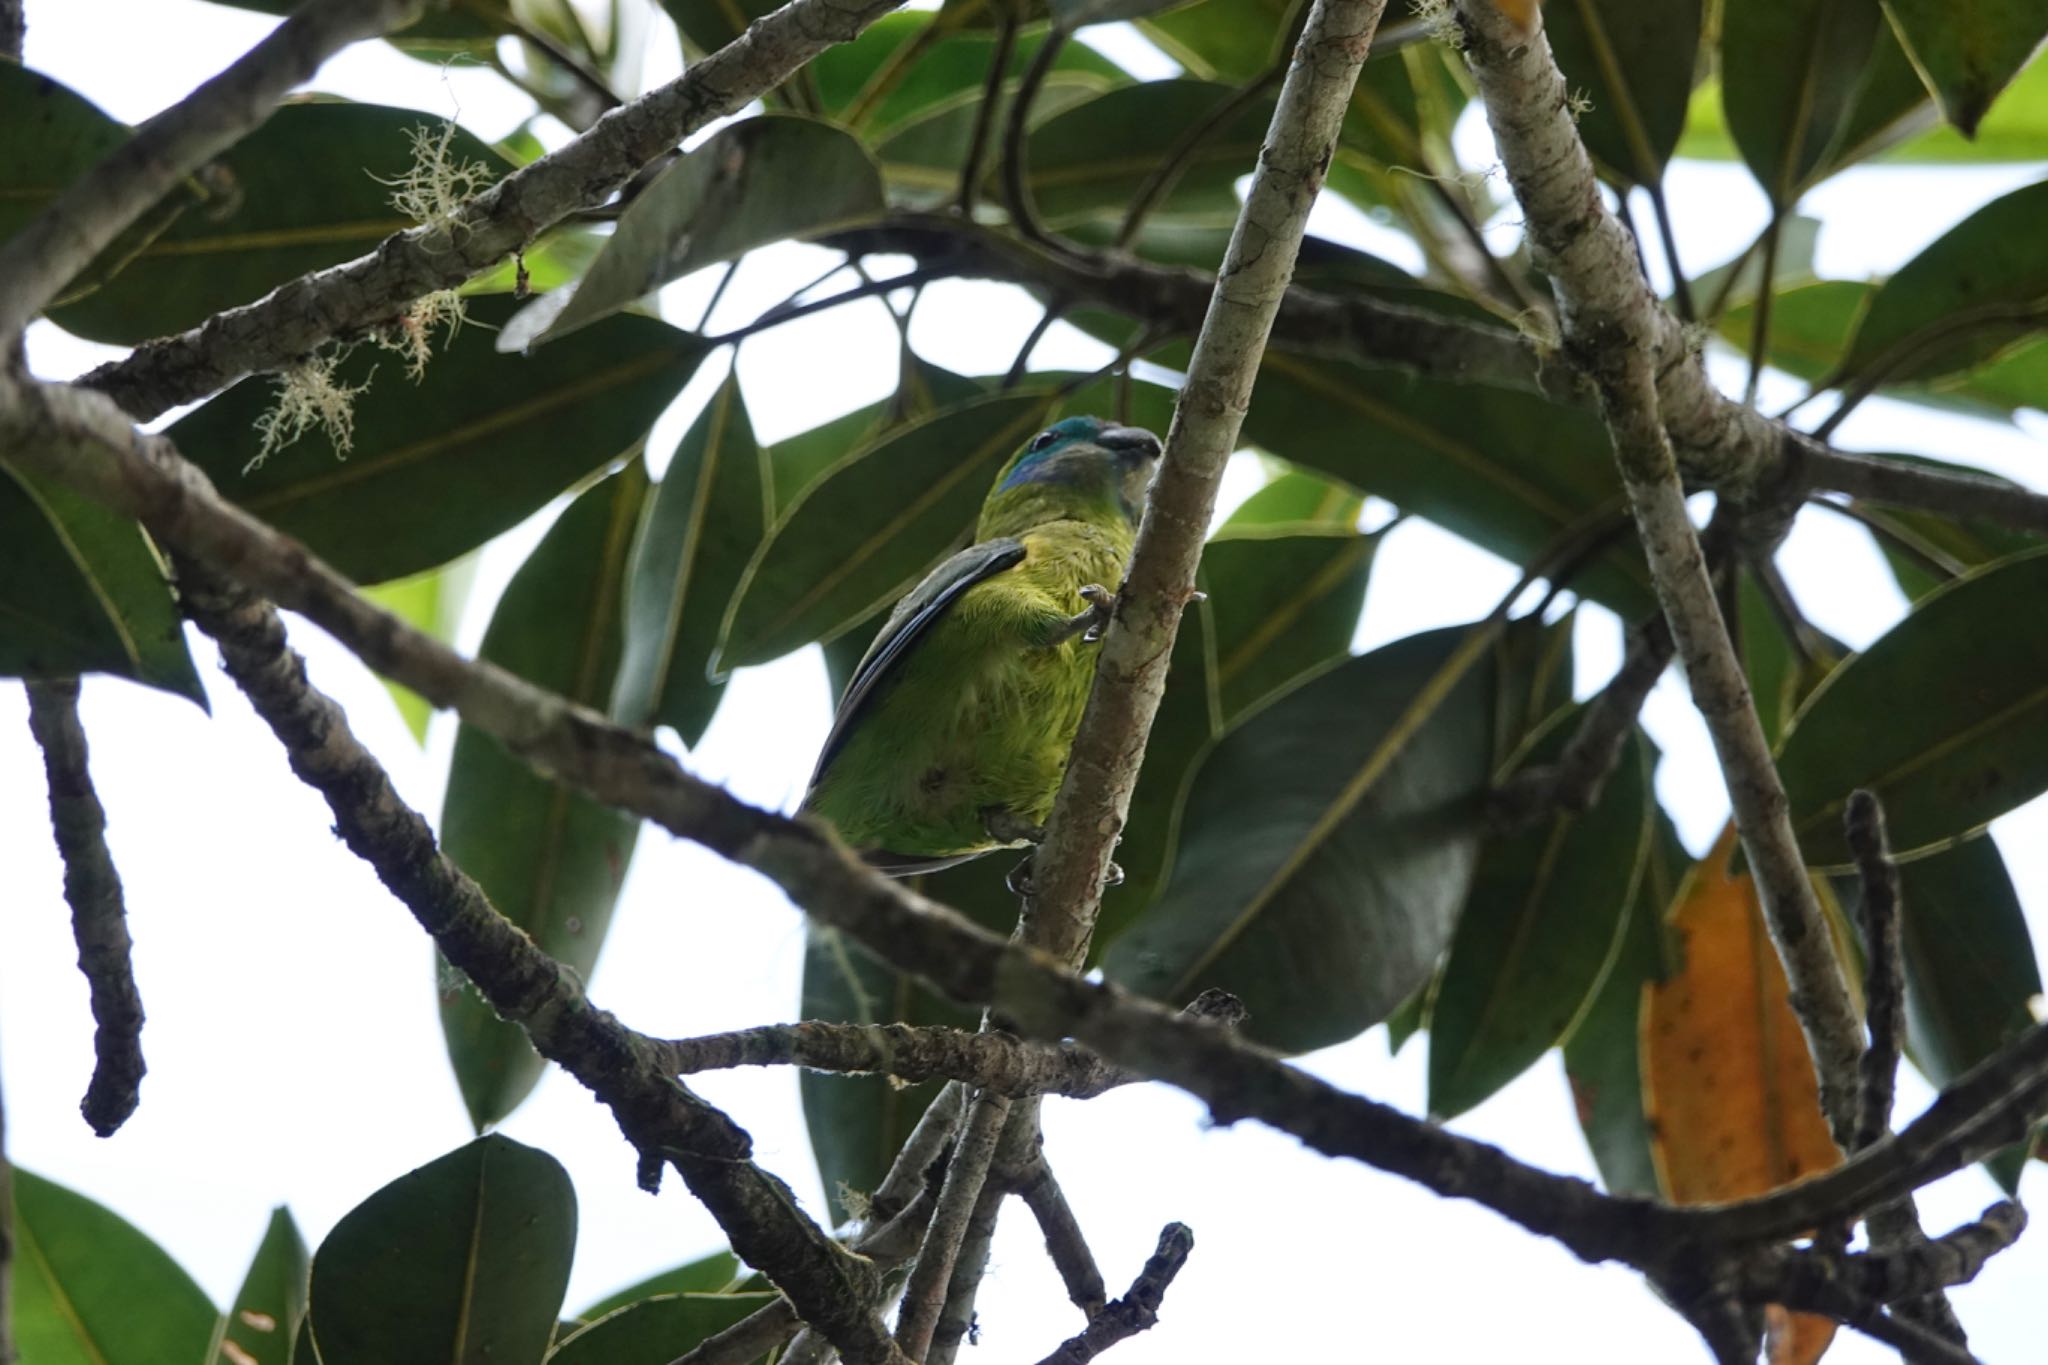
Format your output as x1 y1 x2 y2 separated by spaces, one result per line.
6 3 2048 1362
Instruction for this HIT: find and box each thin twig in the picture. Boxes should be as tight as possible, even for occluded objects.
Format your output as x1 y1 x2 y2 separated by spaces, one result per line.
1647 183 1693 323
1001 26 1066 245
1017 1155 1108 1318
1741 215 1782 406
955 9 1020 217
926 1112 1035 1365
653 1019 1137 1097
0 0 427 341
26 679 146 1137
1030 1224 1194 1365
897 1091 1010 1360
703 268 948 346
1004 302 1067 388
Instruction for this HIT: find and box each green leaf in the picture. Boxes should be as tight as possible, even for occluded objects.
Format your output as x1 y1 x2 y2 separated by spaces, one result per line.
10 1168 219 1365
1019 80 1267 228
169 297 703 585
1242 353 1654 617
1884 0 2048 134
209 1207 311 1365
1819 14 1946 177
0 64 128 253
1105 625 1497 1052
0 461 208 707
529 116 884 347
572 1251 745 1322
547 1293 779 1365
1853 467 2045 601
1721 0 1887 203
1563 807 1686 1198
1201 523 1377 723
1838 179 2048 388
612 376 768 745
1778 546 2048 867
1051 0 1189 28
308 1135 576 1365
1881 46 2048 159
801 903 989 1220
363 556 479 742
766 360 987 518
1692 214 1822 320
184 0 511 57
1542 0 1703 186
715 392 1052 672
1138 0 1296 83
1224 468 1365 529
1736 566 1845 748
51 103 509 346
441 464 647 1129
658 0 781 56
1893 835 2044 1119
1491 612 1580 769
811 17 1126 137
1427 726 1652 1119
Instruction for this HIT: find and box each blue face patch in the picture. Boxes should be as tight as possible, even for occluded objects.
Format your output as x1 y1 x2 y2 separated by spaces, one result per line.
995 417 1105 494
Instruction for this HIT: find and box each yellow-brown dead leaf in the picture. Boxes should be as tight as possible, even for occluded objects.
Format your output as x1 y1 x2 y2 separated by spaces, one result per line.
1643 825 1840 1365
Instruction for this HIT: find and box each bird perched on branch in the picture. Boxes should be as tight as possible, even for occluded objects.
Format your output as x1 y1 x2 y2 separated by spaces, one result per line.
803 415 1164 876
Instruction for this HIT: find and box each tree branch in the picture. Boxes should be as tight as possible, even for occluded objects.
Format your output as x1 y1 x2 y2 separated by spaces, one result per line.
0 0 426 342
170 566 907 1365
25 678 146 1137
79 0 912 420
655 1020 1139 1097
1022 0 1390 967
1451 0 1865 1147
1030 1223 1194 1365
896 1090 1010 1360
1016 1153 1107 1318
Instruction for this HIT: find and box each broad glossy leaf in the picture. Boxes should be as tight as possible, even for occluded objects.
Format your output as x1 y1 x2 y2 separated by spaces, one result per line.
812 17 1126 136
1138 0 1297 82
10 1168 218 1365
1737 567 1845 749
1883 47 2048 159
209 1207 310 1365
1105 626 1496 1052
715 392 1052 671
0 64 128 251
1429 722 1651 1119
441 465 647 1129
1642 827 1839 1360
1854 468 2044 602
1202 525 1377 722
1242 353 1654 617
767 360 986 517
52 104 508 345
170 297 703 585
1692 214 1821 320
802 896 989 1220
308 1135 576 1365
1491 612 1579 770
1224 468 1364 528
1817 14 1944 178
547 1293 779 1365
534 117 884 346
1839 179 2048 387
1721 0 1886 202
1021 80 1269 227
1050 0 1183 25
189 0 510 57
1543 0 1702 186
0 461 207 706
612 377 767 745
573 1251 745 1322
363 556 479 742
1564 807 1686 1198
1886 0 2048 134
659 0 780 56
1778 547 2048 866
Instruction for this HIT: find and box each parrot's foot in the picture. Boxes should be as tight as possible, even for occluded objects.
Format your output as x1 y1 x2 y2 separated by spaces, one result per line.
1046 584 1117 647
983 807 1045 846
1005 852 1124 898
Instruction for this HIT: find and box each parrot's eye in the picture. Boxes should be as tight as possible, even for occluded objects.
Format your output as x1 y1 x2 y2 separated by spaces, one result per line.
1027 430 1058 453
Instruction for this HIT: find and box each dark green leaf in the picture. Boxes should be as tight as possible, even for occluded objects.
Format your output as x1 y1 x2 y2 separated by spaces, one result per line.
0 461 207 707
1223 468 1365 528
1877 46 2048 160
1854 466 2045 602
52 104 509 345
1778 546 2048 866
1736 566 1845 748
1491 612 1579 770
812 17 1126 137
658 0 780 57
0 64 128 257
767 360 987 517
1563 806 1686 1198
440 465 646 1129
573 1251 746 1322
308 1135 576 1365
1201 523 1377 722
1542 0 1702 186
612 376 768 745
10 1168 218 1365
1839 179 2048 388
802 894 991 1219
1817 15 1944 177
1138 0 1297 83
530 116 884 346
210 1207 310 1365
1242 353 1654 617
1018 80 1267 228
1894 837 2044 1148
169 297 702 585
1885 0 2048 134
1721 0 1886 203
1692 214 1821 320
1105 626 1497 1052
1050 0 1184 27
187 0 510 57
1428 726 1652 1119
547 1293 778 1365
715 392 1052 671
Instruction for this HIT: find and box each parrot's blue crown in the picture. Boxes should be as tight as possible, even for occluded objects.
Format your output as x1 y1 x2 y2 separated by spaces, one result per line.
995 417 1162 496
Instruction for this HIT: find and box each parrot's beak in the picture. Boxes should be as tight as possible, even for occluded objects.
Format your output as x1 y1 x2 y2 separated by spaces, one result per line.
1095 425 1164 464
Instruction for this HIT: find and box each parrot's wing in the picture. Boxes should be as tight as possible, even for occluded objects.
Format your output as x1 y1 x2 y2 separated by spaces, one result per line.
810 536 1028 787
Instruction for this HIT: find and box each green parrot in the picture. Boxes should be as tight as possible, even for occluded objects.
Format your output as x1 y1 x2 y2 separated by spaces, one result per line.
802 414 1164 875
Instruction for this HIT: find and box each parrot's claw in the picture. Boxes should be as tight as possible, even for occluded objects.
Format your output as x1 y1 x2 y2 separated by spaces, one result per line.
1005 854 1124 896
1047 584 1117 647
983 807 1045 846
1102 859 1126 888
